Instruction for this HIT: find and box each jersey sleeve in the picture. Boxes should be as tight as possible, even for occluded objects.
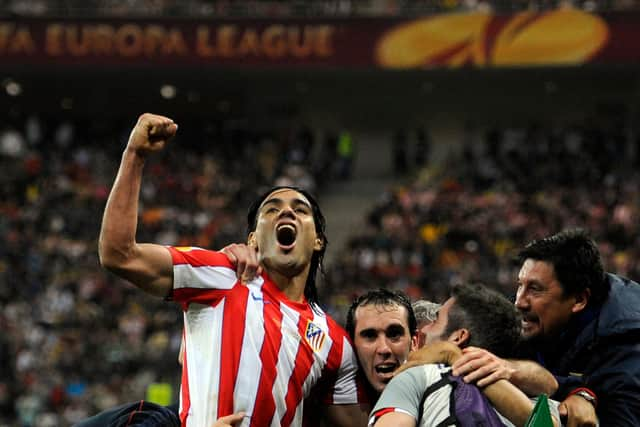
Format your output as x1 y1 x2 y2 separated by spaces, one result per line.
167 246 239 305
369 366 428 425
331 335 366 404
316 319 368 406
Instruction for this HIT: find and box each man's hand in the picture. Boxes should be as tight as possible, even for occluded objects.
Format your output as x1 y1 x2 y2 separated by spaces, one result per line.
127 113 178 157
221 243 261 284
451 346 515 387
394 341 462 376
559 395 598 427
212 412 246 426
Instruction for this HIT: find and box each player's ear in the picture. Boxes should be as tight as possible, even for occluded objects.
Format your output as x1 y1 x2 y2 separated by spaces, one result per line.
448 328 470 347
248 232 257 248
313 235 324 251
411 334 419 351
571 288 590 314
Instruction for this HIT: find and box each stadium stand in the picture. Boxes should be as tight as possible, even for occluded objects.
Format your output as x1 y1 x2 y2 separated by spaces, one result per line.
2 1 640 426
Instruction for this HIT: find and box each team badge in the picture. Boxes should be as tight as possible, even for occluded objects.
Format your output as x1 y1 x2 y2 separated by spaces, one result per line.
304 320 326 352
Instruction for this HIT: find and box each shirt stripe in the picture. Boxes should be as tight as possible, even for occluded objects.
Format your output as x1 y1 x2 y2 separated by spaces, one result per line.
183 302 224 427
250 294 284 427
233 280 265 419
270 305 301 427
218 285 250 417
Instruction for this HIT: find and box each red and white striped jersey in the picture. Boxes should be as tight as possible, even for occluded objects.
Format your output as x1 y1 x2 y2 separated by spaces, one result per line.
168 246 364 427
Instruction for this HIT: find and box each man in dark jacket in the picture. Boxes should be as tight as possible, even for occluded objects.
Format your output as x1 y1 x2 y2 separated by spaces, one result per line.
453 229 640 426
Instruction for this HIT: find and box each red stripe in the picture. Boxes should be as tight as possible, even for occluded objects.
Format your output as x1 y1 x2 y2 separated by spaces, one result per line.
169 247 234 268
125 400 145 427
372 407 398 421
249 298 283 427
217 286 249 418
280 314 318 426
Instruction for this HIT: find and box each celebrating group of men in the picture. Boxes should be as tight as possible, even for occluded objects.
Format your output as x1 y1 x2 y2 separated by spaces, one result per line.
85 114 640 427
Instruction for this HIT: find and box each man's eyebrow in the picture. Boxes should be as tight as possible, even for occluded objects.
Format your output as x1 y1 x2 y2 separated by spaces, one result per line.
386 324 407 333
260 198 283 209
260 197 311 210
291 199 312 208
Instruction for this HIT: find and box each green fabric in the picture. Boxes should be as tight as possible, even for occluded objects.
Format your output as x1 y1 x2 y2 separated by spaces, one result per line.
525 394 555 427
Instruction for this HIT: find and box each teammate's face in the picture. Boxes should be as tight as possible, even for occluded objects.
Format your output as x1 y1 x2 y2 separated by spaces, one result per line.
250 189 322 278
515 259 583 340
353 303 417 393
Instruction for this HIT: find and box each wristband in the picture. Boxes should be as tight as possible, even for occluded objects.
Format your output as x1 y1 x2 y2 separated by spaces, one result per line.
568 387 597 408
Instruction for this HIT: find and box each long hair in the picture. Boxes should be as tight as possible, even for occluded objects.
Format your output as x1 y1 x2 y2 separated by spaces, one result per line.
246 186 327 309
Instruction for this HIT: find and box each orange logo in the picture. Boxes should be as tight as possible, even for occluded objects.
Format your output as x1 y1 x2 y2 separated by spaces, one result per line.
375 9 609 68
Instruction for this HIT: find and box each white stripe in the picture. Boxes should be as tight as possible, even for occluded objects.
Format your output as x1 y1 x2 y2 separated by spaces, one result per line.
271 303 301 427
174 264 237 290
290 398 304 427
234 279 265 426
301 310 331 398
333 336 359 404
183 302 224 427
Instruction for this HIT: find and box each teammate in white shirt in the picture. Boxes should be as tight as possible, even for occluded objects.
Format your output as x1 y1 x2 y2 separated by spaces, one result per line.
99 113 369 427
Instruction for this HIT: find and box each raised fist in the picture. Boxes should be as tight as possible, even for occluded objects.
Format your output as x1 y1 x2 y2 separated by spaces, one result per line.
126 113 178 156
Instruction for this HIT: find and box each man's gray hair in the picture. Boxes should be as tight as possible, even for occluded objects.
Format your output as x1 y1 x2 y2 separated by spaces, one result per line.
412 300 441 324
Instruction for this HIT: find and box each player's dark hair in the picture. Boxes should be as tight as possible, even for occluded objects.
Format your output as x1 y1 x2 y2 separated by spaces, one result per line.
345 288 417 341
445 283 521 358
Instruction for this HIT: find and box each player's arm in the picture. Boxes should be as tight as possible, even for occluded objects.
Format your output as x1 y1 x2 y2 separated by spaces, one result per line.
99 113 177 297
324 403 370 427
452 347 558 396
484 380 560 427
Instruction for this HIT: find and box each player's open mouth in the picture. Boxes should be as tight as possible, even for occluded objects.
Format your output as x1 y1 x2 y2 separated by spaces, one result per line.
375 363 397 381
276 223 297 249
521 315 538 329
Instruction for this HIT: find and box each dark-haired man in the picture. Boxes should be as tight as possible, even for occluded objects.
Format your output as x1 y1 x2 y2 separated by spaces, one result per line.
345 289 418 397
369 283 560 427
98 114 369 427
454 229 640 426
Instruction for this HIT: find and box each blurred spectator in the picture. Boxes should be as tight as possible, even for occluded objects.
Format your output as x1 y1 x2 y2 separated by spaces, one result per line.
336 129 355 179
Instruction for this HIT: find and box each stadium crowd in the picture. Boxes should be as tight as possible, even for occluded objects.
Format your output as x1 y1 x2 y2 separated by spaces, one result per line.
321 109 640 324
1 105 639 426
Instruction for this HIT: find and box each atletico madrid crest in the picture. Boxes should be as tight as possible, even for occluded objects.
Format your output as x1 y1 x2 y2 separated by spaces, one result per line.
304 320 326 352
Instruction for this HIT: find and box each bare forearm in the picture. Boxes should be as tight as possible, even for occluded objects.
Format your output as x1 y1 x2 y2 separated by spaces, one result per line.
483 380 533 427
99 148 146 269
508 360 558 396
